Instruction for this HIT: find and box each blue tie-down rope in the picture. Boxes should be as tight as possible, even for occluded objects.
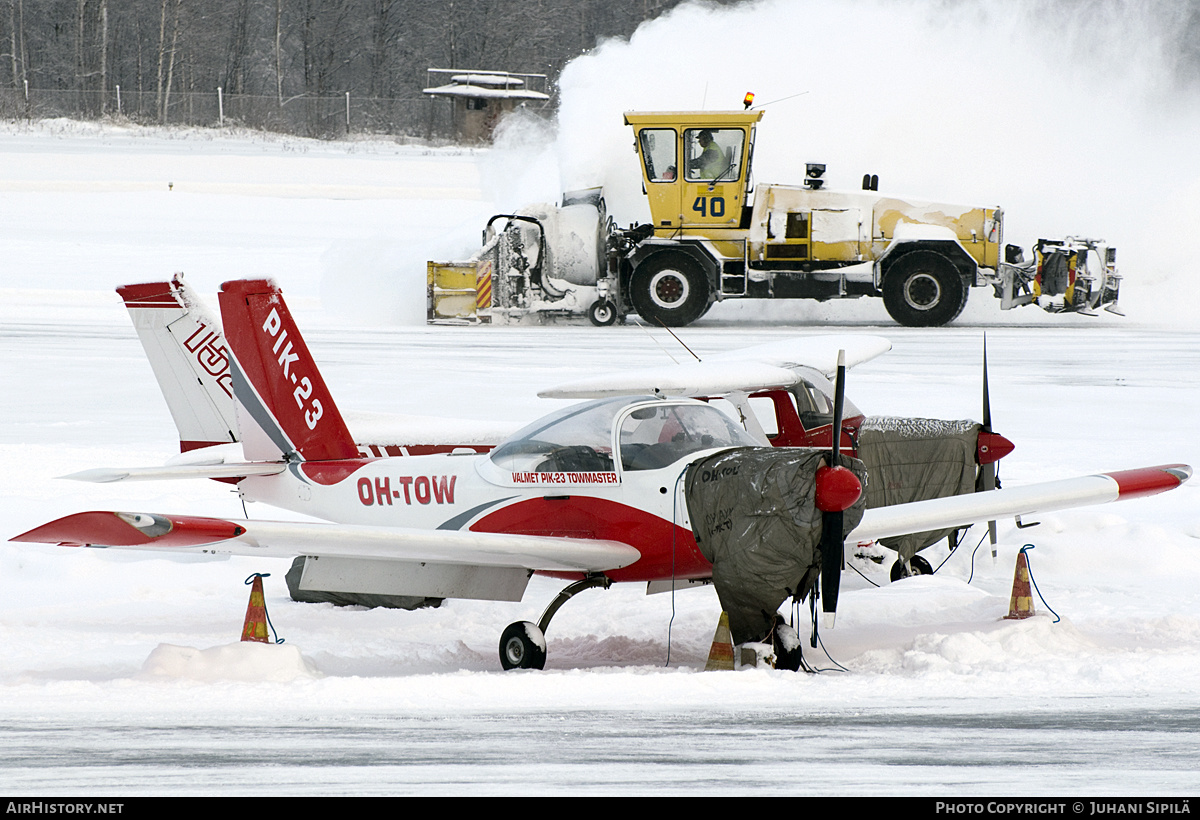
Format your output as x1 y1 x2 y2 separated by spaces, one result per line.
245 572 286 644
1020 545 1060 623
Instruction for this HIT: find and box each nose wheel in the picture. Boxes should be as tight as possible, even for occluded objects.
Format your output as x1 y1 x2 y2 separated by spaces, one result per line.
498 575 611 670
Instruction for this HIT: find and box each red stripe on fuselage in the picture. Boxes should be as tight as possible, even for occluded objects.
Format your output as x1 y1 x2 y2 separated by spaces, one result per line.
300 459 376 485
470 495 710 582
1106 464 1192 500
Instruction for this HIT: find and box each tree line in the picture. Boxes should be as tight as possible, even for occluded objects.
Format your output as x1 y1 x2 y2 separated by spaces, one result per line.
0 0 699 136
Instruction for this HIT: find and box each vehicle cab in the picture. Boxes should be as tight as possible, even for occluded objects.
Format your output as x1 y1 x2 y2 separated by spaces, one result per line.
626 110 762 240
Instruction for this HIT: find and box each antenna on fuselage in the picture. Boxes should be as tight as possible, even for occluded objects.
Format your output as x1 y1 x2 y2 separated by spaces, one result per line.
629 317 680 365
654 319 702 363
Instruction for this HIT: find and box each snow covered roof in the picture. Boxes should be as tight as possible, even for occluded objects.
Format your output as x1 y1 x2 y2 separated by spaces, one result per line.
423 83 550 101
424 68 550 102
451 74 525 87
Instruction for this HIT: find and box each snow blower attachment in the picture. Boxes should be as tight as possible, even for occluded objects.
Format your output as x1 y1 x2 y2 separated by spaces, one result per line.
429 109 1122 328
428 190 613 325
998 238 1122 316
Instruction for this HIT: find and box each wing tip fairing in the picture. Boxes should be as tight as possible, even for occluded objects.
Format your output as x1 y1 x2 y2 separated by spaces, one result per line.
1107 464 1192 499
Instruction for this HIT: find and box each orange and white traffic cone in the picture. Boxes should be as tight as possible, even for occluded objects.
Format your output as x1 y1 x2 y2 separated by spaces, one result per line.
241 573 270 642
705 611 735 671
1004 550 1035 620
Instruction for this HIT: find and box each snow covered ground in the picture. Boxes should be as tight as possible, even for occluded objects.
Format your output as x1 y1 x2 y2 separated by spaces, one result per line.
2 124 1198 796
3 0 1200 792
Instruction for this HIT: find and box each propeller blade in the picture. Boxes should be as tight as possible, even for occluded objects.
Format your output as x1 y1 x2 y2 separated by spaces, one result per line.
829 350 846 468
819 350 851 628
982 333 992 431
979 334 998 560
819 510 843 629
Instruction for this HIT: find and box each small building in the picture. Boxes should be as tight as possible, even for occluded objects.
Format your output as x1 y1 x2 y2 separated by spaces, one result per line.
423 68 550 142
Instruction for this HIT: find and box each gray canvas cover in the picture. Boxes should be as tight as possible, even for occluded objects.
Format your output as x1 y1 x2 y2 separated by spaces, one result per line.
856 417 980 559
684 448 867 645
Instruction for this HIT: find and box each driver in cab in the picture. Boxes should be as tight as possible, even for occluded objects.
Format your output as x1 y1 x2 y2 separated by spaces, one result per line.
688 130 725 180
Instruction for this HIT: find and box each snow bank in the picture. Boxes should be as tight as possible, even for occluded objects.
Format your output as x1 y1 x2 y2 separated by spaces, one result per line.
140 642 321 683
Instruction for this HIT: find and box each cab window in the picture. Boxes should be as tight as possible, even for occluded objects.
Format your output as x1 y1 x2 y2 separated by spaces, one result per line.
639 129 678 183
684 128 744 182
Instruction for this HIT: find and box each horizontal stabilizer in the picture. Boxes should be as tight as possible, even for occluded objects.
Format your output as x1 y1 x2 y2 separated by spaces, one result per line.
12 511 642 573
62 462 287 483
850 464 1192 543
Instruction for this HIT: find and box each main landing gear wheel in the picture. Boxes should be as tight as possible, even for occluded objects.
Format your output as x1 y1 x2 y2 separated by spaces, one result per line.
890 554 934 583
629 253 710 327
497 576 611 671
588 299 617 326
882 250 968 328
499 621 547 670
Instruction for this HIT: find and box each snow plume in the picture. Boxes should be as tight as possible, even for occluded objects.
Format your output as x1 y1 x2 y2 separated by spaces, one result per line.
480 106 562 212
319 112 562 327
550 0 1200 323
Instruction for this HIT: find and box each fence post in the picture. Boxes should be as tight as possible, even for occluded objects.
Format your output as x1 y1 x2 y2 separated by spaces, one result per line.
345 91 350 134
116 85 121 117
218 86 224 126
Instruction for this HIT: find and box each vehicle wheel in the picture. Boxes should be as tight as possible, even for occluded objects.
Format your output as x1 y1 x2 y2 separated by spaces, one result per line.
629 253 710 327
890 554 934 582
499 620 547 670
882 250 968 327
588 299 617 326
771 616 803 672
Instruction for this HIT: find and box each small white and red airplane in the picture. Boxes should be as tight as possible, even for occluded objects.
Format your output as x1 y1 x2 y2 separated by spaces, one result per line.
12 277 1192 671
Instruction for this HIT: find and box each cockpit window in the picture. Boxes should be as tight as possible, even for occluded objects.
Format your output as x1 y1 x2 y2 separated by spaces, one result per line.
488 396 634 474
488 397 760 475
619 402 758 471
788 369 862 429
793 379 842 428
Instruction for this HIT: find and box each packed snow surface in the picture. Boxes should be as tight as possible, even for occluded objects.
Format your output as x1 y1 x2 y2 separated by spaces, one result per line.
3 0 1200 795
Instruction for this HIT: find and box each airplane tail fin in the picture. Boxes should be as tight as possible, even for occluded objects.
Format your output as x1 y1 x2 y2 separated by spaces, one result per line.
117 275 238 452
217 279 359 462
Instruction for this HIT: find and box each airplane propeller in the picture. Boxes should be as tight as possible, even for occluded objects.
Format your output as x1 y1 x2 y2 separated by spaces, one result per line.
973 335 1008 560
814 350 862 628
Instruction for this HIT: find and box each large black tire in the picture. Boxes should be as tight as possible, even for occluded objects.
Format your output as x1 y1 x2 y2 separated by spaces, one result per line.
890 554 934 582
499 621 547 670
629 252 710 327
771 616 803 672
881 250 969 327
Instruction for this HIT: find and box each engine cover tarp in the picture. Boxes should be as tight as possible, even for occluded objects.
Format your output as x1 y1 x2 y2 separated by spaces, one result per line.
684 448 866 645
856 417 980 559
